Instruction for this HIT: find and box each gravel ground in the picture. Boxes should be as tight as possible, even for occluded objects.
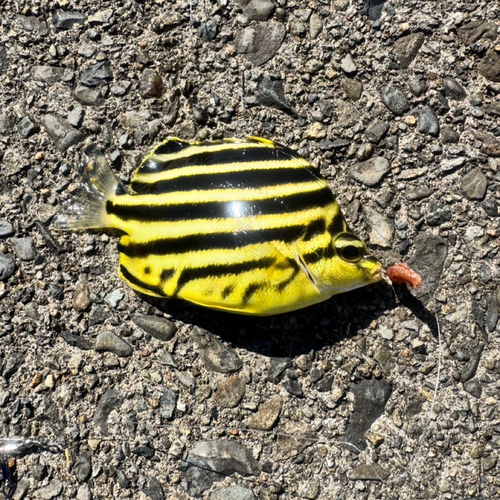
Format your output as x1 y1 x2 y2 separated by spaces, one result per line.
1 1 499 499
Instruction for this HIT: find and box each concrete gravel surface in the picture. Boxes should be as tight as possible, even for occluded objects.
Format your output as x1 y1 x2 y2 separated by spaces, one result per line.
0 1 499 499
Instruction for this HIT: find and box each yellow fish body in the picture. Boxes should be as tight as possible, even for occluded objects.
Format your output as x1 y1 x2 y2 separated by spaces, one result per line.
53 137 382 315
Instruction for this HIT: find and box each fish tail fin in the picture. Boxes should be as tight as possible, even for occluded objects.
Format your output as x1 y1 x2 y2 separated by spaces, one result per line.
52 146 120 231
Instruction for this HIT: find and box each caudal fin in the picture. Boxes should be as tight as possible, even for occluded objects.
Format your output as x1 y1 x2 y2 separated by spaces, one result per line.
52 146 120 231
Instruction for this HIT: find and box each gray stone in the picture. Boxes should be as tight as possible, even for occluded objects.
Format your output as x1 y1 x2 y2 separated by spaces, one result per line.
214 375 246 408
363 208 394 248
11 237 36 261
341 54 357 74
80 61 113 86
461 343 484 382
209 485 256 500
478 48 500 83
3 354 22 378
68 106 84 128
74 452 92 482
441 126 460 144
350 157 390 187
365 120 389 144
242 0 275 21
30 65 67 84
284 378 303 397
41 114 85 152
195 328 243 373
0 221 14 238
342 378 392 453
0 46 8 75
61 331 93 350
267 357 292 383
76 484 92 500
257 76 295 115
52 10 87 29
105 288 125 308
17 116 40 138
458 20 498 45
407 232 447 303
143 476 165 500
245 394 282 430
160 387 178 420
417 106 439 136
74 85 105 106
426 203 452 226
181 440 260 497
442 77 466 100
37 479 63 499
342 78 363 101
461 167 488 200
139 69 164 98
394 32 425 69
274 422 315 460
309 13 323 39
88 8 114 25
236 22 286 66
481 199 498 217
18 15 49 35
110 80 132 97
463 380 482 399
95 330 133 357
408 77 427 97
93 388 123 434
381 86 409 116
485 295 499 333
132 314 178 342
349 464 390 480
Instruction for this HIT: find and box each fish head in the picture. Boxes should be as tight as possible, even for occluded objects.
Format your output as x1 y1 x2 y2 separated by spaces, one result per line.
313 232 383 295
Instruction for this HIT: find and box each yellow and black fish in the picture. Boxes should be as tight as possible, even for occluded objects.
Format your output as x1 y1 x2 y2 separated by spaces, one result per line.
53 137 382 315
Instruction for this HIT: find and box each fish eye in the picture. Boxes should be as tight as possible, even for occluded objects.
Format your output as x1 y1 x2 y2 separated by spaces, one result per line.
339 245 363 262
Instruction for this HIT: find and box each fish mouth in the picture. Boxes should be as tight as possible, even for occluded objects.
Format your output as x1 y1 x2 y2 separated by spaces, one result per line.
361 256 383 283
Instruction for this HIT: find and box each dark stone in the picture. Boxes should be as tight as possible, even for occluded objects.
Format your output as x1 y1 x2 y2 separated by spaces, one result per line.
52 10 87 29
160 387 178 420
362 0 387 20
60 331 93 350
0 46 8 75
257 76 295 115
139 69 164 98
365 120 389 143
11 237 36 261
461 167 488 200
132 314 178 342
417 106 439 136
133 445 156 459
74 85 105 106
267 357 292 384
0 252 17 281
407 232 447 303
95 330 133 357
481 200 499 217
341 378 392 453
17 116 40 138
80 61 113 86
394 32 425 69
243 0 276 21
143 477 165 500
195 328 243 373
442 78 466 100
93 389 123 434
441 126 460 144
426 203 452 226
381 86 410 116
461 343 484 383
485 295 499 333
236 22 286 66
197 20 219 42
457 20 498 45
478 48 500 83
41 114 85 152
73 452 92 482
463 380 482 399
284 379 304 397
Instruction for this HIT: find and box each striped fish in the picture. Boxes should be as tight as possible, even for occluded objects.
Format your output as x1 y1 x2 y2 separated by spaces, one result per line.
53 137 382 315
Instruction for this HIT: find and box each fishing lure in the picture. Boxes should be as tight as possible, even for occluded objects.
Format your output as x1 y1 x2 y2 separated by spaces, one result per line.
386 262 422 289
53 137 382 315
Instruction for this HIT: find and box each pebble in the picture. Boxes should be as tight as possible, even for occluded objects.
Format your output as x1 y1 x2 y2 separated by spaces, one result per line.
93 388 123 434
342 378 392 453
60 331 93 350
245 394 282 430
73 281 92 312
381 86 410 116
442 77 467 100
38 479 63 499
181 440 260 497
485 295 499 332
95 330 133 357
236 22 286 66
11 237 36 261
407 232 447 303
209 485 257 500
461 167 488 200
197 335 243 373
417 106 439 136
349 157 390 186
52 10 87 29
306 122 327 139
143 476 165 500
74 85 105 106
349 464 390 480
74 452 92 482
258 76 295 115
105 288 125 308
365 120 389 144
461 343 484 382
214 374 246 408
41 114 85 152
477 48 500 83
242 0 275 21
341 54 357 74
379 326 394 340
284 378 304 397
48 283 64 300
426 203 452 226
394 32 425 69
342 78 363 101
17 116 40 137
68 106 84 128
481 199 498 217
31 65 68 84
87 8 114 25
363 208 394 248
132 314 178 342
408 77 427 97
139 69 164 98
441 157 465 173
309 13 323 40
76 484 92 500
80 61 113 87
110 80 132 97
267 357 292 384
463 379 482 399
274 422 315 460
458 20 498 45
440 126 460 144
160 387 178 419
0 221 14 238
